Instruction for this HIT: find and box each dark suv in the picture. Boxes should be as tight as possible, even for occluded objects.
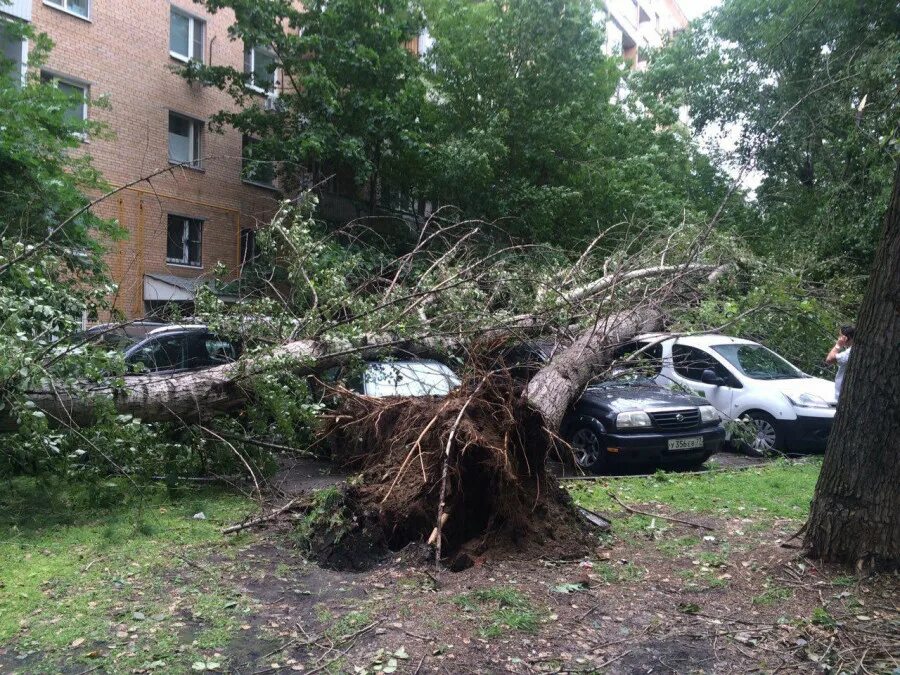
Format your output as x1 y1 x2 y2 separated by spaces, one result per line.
496 342 726 473
86 324 241 374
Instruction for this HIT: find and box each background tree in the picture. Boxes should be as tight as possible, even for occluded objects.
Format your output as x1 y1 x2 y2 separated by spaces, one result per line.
803 163 900 568
636 0 900 274
184 0 427 215
421 0 743 245
0 22 123 473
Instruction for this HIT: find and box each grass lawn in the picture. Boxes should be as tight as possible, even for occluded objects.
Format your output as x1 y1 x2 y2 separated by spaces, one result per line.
0 477 257 673
0 459 830 673
568 458 821 523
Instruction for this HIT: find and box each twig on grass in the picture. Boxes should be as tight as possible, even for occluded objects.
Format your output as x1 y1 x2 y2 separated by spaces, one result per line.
304 621 380 675
222 496 302 534
593 650 633 670
607 492 714 531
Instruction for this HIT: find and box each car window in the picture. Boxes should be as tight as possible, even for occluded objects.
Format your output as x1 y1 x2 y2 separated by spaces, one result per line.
672 344 730 382
363 361 460 397
128 335 186 372
712 344 805 380
614 341 663 377
204 337 237 364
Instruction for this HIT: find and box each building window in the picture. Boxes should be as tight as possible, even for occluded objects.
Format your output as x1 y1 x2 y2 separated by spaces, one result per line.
1 21 27 85
166 215 203 267
240 228 258 266
243 45 278 93
241 136 276 188
169 8 204 62
41 72 88 123
168 112 203 168
44 0 89 20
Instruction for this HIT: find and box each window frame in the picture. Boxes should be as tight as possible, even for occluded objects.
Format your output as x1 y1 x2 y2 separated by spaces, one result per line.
167 111 204 169
241 135 277 189
1 20 28 86
243 44 279 94
169 6 205 63
166 214 204 268
43 0 91 21
40 70 89 137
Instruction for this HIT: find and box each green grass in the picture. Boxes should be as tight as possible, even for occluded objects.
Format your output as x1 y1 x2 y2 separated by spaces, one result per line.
594 561 644 583
568 459 821 522
327 609 373 640
657 536 701 557
0 476 255 673
452 587 540 637
753 586 793 605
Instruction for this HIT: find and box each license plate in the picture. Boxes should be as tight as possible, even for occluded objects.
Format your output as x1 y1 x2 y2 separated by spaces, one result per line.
668 437 703 451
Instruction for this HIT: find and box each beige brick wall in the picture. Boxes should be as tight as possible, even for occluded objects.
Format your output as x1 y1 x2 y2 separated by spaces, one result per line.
31 0 281 318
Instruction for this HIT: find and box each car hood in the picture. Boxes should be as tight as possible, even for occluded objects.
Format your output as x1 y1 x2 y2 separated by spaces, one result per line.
580 384 707 413
743 375 836 405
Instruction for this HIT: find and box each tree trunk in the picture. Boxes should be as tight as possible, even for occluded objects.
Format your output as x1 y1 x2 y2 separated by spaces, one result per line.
525 307 664 429
4 264 710 432
803 163 900 569
1 336 440 430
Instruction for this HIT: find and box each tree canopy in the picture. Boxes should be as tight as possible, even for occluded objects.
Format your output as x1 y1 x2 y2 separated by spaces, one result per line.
636 0 900 274
184 0 745 247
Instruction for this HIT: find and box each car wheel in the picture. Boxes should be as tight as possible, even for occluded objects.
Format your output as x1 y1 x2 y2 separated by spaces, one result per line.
568 420 607 474
742 412 782 456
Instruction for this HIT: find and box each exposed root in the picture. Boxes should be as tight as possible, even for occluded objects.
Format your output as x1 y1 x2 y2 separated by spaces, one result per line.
322 365 591 569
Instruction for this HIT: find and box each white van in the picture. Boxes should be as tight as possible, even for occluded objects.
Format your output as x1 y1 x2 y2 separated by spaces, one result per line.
629 334 836 454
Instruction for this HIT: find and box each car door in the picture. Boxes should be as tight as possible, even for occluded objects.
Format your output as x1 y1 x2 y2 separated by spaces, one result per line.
669 343 737 418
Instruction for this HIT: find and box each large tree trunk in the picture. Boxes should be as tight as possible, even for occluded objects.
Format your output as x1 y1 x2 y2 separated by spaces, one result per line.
4 263 713 432
524 307 663 429
803 164 900 569
1 337 440 430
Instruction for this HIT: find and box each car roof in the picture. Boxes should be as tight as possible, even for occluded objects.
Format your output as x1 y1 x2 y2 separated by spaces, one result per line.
365 358 453 369
635 333 760 348
146 324 208 336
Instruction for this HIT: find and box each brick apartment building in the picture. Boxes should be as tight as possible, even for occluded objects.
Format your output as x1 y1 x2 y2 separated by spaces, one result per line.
1 0 283 319
601 0 687 68
1 0 685 320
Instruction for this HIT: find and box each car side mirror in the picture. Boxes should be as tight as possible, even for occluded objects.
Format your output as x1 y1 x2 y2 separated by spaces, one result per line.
701 369 725 386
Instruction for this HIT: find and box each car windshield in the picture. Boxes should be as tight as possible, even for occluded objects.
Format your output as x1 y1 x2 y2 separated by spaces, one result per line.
363 361 460 397
712 344 806 380
592 373 660 389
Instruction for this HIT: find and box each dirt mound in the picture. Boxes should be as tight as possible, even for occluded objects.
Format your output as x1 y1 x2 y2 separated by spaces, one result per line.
320 369 591 569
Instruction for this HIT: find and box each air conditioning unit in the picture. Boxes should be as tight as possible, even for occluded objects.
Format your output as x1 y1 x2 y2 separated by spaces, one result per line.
264 93 283 112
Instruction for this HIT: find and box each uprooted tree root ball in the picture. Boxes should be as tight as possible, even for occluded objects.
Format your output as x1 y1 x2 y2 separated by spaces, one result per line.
316 374 592 571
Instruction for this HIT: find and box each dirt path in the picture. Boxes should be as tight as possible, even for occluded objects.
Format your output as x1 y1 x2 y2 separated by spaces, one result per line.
206 513 896 674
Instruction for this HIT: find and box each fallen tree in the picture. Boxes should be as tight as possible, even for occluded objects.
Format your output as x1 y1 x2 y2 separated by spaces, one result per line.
3 262 710 431
320 304 664 569
2 207 728 566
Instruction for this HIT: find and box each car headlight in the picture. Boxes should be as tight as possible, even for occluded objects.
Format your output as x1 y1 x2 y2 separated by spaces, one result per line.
699 405 720 423
616 411 652 429
786 393 832 409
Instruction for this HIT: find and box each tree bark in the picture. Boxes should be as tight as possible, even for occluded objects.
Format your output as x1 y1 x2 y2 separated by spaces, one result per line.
1 336 440 430
803 163 900 568
4 263 699 432
524 307 664 429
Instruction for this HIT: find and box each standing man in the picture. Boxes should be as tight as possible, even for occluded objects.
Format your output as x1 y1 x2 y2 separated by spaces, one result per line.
825 325 855 400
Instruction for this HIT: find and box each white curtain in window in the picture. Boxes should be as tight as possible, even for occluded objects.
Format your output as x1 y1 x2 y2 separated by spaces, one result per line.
67 0 88 17
168 115 191 163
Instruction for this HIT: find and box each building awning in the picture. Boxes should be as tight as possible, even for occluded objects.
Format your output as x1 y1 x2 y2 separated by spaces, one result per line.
143 273 238 303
